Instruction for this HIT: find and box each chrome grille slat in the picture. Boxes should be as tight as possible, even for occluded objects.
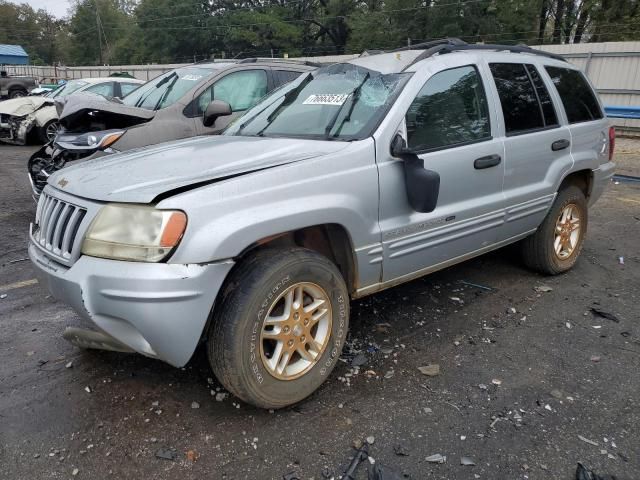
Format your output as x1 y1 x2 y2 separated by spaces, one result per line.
34 192 87 262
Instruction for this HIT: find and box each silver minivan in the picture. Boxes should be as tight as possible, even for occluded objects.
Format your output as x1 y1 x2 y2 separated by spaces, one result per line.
29 40 615 409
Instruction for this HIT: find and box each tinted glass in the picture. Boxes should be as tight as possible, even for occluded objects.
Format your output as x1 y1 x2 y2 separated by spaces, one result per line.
406 65 491 151
490 63 544 134
49 80 88 98
196 70 268 114
275 70 303 86
545 66 603 123
525 64 558 127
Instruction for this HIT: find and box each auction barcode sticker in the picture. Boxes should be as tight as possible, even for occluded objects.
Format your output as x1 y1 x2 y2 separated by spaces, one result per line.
303 94 349 106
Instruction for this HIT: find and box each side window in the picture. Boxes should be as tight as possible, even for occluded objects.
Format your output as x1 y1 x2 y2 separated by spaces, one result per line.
406 65 491 151
275 70 303 86
489 63 551 135
120 83 141 97
196 69 268 115
84 82 114 97
525 64 558 127
545 66 603 123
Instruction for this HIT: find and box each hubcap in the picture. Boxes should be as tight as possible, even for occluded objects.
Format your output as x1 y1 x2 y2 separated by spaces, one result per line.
260 282 332 380
46 122 59 141
554 203 581 259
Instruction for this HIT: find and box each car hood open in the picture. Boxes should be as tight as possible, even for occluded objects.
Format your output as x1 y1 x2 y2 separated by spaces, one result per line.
47 135 350 203
57 94 155 130
0 96 51 117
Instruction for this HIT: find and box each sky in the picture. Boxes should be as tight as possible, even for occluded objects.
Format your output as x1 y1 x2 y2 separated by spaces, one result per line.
20 0 72 18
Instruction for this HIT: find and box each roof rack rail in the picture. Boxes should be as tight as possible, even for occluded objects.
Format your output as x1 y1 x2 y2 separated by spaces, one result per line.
401 39 567 70
237 57 322 67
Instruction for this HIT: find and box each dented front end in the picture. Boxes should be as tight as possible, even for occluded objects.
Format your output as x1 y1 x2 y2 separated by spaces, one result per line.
0 112 35 145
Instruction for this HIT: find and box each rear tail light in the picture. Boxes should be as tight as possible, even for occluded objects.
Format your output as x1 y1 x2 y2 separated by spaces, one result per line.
609 126 615 161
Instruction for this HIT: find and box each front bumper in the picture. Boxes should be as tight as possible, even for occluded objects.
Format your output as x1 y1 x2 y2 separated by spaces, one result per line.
589 161 616 206
29 243 234 367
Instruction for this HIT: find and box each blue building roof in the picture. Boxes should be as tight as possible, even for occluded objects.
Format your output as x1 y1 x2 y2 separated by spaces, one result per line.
0 44 29 65
0 44 28 57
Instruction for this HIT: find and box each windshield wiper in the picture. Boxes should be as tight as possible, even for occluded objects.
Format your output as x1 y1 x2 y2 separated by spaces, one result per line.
153 73 179 110
135 72 177 108
324 72 370 139
248 73 314 137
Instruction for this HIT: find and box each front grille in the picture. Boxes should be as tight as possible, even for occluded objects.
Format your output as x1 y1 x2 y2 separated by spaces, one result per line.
33 192 87 260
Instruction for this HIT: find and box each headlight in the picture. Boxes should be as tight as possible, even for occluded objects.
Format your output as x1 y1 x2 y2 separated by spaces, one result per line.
72 130 124 149
81 204 187 262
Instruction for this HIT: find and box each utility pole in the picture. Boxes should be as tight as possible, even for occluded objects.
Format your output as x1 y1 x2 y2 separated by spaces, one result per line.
96 6 103 64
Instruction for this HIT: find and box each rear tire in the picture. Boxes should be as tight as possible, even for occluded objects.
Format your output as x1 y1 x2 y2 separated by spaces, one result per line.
8 89 27 99
208 247 349 409
522 185 588 275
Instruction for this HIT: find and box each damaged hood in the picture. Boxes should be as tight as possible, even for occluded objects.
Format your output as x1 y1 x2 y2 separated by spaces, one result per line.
57 94 155 128
48 135 350 203
0 97 51 117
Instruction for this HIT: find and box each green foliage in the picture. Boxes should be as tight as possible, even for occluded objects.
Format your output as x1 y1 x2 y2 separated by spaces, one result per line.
1 0 639 66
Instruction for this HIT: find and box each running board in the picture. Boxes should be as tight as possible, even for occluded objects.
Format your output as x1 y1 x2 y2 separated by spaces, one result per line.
63 327 135 353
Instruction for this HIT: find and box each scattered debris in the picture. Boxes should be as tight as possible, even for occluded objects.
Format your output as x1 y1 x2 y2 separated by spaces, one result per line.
478 384 488 391
590 355 601 362
215 392 228 402
351 353 368 367
423 407 432 414
65 361 73 369
507 307 517 314
550 389 563 399
72 468 79 476
491 379 502 386
343 443 369 480
84 386 91 394
590 308 620 323
155 447 178 461
186 450 198 462
417 364 440 376
393 443 409 456
425 453 446 464
461 456 476 466
534 285 553 293
575 462 617 480
544 404 552 411
450 296 463 303
0 294 7 299
191 401 200 409
578 435 599 447
366 436 375 445
458 280 493 291
618 256 624 265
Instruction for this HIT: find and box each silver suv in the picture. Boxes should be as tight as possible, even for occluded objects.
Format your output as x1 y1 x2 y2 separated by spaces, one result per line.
29 40 615 409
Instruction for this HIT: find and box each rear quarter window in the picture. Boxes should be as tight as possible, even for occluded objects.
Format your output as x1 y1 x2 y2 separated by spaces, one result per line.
545 67 603 123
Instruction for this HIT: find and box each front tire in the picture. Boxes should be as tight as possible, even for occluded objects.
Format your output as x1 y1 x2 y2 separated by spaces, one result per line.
39 120 59 143
208 247 350 409
522 185 588 275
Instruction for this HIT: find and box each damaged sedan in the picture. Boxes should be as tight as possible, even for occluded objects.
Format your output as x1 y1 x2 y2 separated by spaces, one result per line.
0 77 143 145
27 59 317 197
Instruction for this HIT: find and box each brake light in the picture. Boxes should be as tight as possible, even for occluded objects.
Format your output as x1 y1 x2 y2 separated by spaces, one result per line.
609 126 615 161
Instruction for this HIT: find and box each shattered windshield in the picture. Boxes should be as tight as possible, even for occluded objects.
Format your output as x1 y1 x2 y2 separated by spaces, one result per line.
226 63 411 141
122 66 216 111
49 80 88 98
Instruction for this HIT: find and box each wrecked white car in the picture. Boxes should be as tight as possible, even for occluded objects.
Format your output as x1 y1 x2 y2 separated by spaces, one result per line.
0 77 143 144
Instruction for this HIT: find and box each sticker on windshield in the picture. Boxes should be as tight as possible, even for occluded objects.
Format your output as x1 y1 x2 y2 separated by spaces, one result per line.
181 74 203 81
303 94 348 106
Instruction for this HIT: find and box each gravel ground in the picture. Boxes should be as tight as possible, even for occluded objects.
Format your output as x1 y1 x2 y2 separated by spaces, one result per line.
0 143 639 480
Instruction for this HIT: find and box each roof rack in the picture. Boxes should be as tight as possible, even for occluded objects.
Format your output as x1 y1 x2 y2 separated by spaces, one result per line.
391 38 567 70
237 57 322 67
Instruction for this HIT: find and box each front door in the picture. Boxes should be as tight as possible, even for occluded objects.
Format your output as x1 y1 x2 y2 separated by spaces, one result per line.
377 64 505 282
192 69 270 135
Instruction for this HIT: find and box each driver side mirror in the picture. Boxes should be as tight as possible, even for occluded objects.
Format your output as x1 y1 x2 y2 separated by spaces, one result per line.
203 100 232 127
390 133 440 214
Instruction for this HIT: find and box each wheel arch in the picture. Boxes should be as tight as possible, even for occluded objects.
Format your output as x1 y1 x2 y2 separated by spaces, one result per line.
557 169 594 200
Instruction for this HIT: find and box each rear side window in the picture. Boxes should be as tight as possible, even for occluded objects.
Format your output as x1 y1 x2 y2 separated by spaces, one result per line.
406 65 491 151
545 67 603 123
489 63 557 135
275 70 303 86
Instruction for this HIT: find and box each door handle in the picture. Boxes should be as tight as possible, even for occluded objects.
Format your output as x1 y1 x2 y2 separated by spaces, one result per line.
551 139 570 151
474 154 502 169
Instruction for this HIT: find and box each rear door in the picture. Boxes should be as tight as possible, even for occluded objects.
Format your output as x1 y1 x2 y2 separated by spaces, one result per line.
377 63 505 282
485 61 574 240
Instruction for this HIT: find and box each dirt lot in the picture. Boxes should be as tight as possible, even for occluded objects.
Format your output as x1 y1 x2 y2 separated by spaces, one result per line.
1 143 639 480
